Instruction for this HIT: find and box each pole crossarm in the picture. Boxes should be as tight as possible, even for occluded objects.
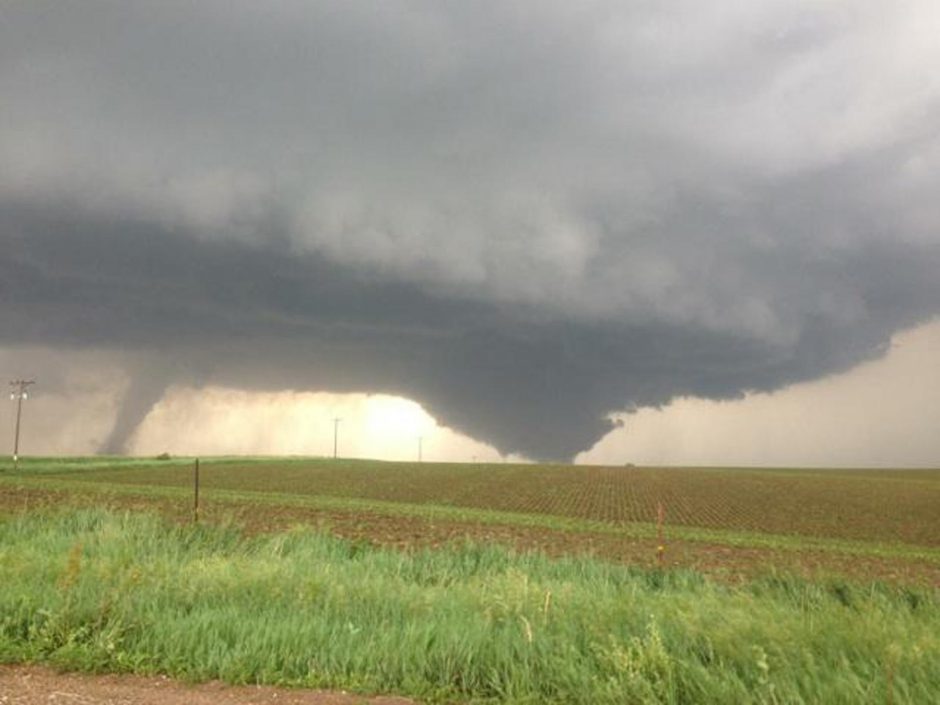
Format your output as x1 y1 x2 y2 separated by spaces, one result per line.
9 379 35 398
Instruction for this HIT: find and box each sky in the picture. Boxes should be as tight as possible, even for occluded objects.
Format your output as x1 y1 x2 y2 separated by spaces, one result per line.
2 2 940 464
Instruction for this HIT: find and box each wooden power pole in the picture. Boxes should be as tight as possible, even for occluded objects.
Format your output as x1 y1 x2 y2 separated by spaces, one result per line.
9 380 35 470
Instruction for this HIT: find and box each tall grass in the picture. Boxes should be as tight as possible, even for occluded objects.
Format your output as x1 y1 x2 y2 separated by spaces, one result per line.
1 509 937 704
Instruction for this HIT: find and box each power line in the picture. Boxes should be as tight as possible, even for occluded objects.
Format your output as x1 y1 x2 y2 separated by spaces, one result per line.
9 380 35 469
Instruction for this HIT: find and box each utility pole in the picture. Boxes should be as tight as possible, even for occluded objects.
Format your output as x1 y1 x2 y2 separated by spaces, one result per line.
333 417 341 459
9 380 35 470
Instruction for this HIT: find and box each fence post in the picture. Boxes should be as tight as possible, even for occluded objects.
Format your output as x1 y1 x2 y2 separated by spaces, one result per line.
656 501 665 568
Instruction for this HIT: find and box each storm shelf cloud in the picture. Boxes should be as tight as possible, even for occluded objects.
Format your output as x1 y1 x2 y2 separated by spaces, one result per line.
2 1 940 460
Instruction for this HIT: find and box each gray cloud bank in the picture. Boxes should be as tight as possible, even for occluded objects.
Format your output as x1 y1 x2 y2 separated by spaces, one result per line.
2 2 940 459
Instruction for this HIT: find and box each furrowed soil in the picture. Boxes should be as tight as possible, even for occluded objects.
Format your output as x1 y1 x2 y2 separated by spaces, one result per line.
0 665 416 705
41 461 940 546
2 482 938 586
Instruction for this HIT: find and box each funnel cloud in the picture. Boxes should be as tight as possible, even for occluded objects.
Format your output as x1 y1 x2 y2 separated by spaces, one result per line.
2 3 940 459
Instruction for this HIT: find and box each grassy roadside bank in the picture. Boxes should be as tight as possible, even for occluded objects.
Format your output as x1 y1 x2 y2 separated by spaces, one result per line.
2 509 938 704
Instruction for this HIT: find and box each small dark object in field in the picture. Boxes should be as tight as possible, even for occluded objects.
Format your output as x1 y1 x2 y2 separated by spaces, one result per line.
156 452 172 461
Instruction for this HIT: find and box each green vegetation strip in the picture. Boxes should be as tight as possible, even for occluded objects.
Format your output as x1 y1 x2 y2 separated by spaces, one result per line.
1 509 938 704
3 473 940 565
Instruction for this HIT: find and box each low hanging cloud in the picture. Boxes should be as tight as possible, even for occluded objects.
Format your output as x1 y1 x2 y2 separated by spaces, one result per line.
2 2 940 459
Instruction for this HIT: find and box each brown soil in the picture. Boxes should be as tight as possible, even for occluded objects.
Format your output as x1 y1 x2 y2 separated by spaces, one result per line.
0 665 416 705
3 484 939 587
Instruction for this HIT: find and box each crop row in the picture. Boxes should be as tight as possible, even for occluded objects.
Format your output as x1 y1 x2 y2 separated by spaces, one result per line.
50 460 940 546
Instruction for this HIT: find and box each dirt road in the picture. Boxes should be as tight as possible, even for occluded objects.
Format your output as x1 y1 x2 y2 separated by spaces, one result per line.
0 666 416 705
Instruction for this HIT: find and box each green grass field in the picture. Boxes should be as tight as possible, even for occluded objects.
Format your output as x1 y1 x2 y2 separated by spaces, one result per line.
1 457 939 703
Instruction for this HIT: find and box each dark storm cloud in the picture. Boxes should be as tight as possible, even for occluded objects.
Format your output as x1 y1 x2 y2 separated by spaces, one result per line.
2 2 940 458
